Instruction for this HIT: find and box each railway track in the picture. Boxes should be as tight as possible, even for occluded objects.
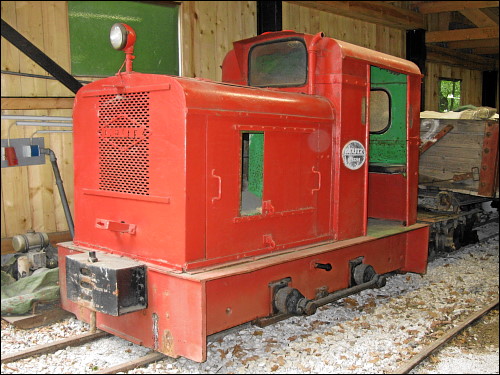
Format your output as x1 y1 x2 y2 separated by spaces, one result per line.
391 299 499 374
3 299 497 374
0 330 166 374
0 322 254 374
1 217 497 374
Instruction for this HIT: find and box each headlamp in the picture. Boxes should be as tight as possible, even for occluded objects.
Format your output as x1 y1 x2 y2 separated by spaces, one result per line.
110 23 128 50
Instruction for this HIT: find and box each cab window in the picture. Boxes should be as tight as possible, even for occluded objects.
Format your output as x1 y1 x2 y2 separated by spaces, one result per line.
370 89 391 134
248 39 307 87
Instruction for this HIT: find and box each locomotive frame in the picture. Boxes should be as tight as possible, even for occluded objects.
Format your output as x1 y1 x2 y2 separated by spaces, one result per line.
58 27 429 362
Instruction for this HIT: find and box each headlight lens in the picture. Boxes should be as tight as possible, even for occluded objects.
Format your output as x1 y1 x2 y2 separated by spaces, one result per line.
110 23 127 50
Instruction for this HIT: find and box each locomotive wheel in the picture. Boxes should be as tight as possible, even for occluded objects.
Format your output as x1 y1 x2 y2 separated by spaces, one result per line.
353 264 376 285
274 286 307 315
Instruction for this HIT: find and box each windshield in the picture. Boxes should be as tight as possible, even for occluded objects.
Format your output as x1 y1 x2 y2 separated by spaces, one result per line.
248 39 307 87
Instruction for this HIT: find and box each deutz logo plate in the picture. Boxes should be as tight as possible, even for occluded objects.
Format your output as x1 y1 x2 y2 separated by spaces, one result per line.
342 140 366 170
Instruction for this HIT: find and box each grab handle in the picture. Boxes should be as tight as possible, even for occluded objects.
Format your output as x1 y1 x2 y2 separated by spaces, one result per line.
312 167 321 194
96 219 136 234
211 169 222 203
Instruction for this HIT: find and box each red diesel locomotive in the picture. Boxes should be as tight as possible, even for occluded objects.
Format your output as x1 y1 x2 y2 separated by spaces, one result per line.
58 24 429 362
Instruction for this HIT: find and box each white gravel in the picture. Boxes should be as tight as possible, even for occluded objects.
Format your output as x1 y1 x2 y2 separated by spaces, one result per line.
1 216 498 374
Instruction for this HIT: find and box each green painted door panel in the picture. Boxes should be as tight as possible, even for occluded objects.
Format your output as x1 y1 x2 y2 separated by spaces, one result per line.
369 66 407 165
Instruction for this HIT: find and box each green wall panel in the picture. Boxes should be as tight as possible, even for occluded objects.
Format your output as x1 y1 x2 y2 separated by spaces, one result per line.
69 1 178 76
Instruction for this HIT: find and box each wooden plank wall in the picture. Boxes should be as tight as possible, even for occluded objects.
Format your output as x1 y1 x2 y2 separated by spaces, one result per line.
424 63 483 112
181 1 256 81
1 1 74 240
283 2 406 58
424 12 485 111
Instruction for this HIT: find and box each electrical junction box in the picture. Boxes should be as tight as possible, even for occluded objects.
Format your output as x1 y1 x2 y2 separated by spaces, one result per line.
1 137 45 168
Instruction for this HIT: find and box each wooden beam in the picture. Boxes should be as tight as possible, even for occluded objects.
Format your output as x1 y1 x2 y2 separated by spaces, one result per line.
480 8 500 24
438 12 451 31
416 1 499 15
459 9 498 27
1 97 74 110
285 1 424 29
447 38 499 49
2 307 73 329
426 26 499 43
473 46 500 55
426 44 498 71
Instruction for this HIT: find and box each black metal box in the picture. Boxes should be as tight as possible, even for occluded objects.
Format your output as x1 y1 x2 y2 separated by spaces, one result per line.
66 252 147 316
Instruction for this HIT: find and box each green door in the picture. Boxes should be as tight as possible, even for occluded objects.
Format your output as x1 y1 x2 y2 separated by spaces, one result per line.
369 66 407 166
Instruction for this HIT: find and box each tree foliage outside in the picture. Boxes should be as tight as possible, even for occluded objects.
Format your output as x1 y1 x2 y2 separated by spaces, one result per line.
438 78 461 112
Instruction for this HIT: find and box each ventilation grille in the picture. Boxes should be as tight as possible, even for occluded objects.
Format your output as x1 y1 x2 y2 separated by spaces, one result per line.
98 92 151 195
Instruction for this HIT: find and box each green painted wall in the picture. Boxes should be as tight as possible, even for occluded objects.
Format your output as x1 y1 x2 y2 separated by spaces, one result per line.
69 1 179 76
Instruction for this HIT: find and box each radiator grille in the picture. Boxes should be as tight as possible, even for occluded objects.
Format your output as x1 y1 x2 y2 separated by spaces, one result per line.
98 92 151 195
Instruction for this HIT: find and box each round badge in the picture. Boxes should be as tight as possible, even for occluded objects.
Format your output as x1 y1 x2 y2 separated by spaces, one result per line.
342 140 366 170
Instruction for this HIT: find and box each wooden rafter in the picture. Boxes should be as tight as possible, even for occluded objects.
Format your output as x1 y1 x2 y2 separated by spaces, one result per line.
473 46 499 55
416 1 499 14
426 44 498 70
459 8 498 27
426 26 499 43
479 8 500 24
286 1 424 30
447 38 499 49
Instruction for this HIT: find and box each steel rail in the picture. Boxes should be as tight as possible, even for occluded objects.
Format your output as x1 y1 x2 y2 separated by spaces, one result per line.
95 352 166 374
1 330 109 364
391 298 499 374
0 329 165 374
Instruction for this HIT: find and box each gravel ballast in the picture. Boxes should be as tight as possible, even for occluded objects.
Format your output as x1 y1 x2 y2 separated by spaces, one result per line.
1 218 498 374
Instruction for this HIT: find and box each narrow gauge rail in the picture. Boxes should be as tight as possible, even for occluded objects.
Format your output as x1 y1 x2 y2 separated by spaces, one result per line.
1 220 497 373
3 298 498 374
2 299 498 374
0 329 165 374
1 331 109 364
0 319 255 374
392 298 499 374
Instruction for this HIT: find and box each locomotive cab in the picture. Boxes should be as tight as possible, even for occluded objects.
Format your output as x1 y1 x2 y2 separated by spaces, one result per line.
222 31 423 238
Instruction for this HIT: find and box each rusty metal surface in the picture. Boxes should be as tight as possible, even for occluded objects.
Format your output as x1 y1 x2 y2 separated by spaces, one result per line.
479 121 499 197
419 124 453 154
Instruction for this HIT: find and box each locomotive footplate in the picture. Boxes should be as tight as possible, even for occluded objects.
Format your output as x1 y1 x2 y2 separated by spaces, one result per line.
66 251 147 316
